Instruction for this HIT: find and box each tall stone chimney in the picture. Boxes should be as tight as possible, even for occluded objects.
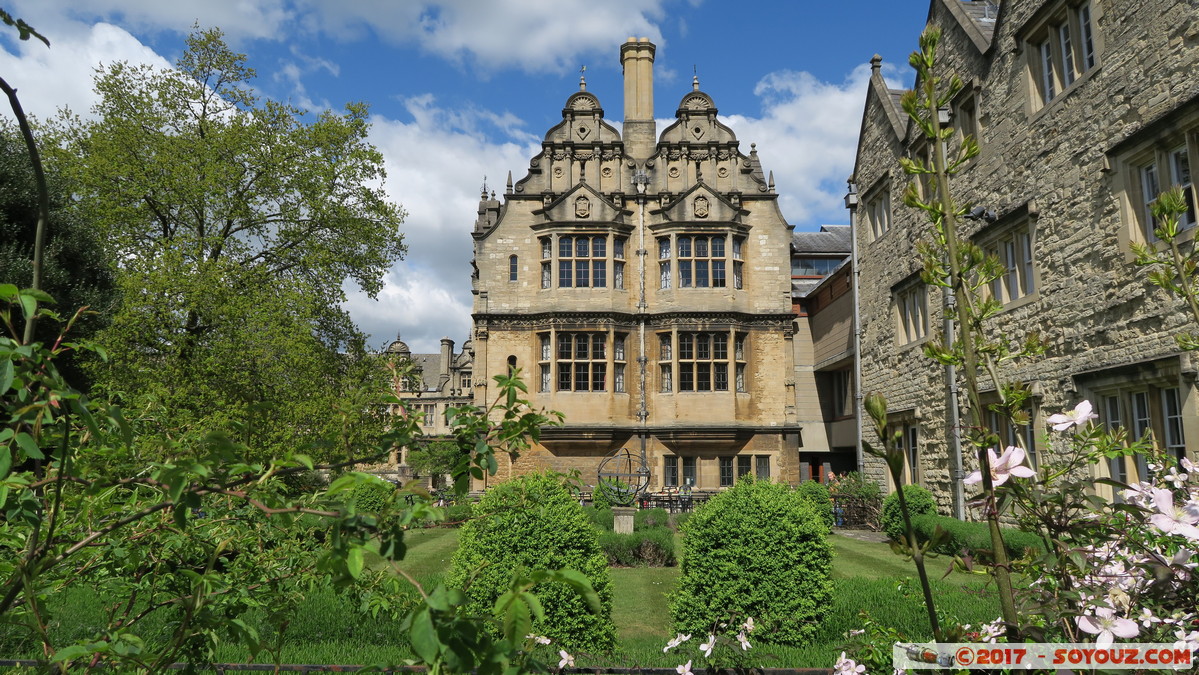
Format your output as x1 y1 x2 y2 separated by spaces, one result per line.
620 37 656 161
439 337 454 392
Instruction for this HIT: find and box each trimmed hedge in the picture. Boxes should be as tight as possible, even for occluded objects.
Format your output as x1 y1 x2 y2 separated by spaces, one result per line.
445 473 616 653
635 507 670 530
795 480 834 530
670 476 832 645
597 527 676 566
582 505 614 531
881 484 938 542
911 514 1045 563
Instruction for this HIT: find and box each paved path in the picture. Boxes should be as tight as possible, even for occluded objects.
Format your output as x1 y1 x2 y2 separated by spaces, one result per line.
834 529 888 543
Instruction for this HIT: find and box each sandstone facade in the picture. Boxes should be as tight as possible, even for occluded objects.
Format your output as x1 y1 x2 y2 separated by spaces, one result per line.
470 38 802 491
852 0 1199 513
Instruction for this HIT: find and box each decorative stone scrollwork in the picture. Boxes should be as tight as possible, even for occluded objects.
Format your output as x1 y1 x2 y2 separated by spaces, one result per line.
553 166 564 178
601 166 613 178
691 151 709 161
667 148 681 160
575 196 591 218
668 166 680 178
553 149 567 160
717 149 732 160
684 94 708 110
575 151 594 161
717 166 729 178
601 149 616 160
694 196 710 218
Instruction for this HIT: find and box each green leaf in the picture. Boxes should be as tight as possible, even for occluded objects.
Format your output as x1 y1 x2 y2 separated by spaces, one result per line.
347 546 365 578
14 432 44 460
409 608 440 664
51 644 99 663
0 448 11 478
0 359 12 395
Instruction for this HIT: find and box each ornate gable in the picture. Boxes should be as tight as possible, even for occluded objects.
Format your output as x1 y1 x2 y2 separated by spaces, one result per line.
655 183 744 225
537 182 628 225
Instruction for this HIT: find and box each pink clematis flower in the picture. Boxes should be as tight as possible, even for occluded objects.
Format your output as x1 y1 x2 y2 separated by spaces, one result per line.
663 633 691 653
699 635 716 658
834 652 866 674
736 632 751 651
964 446 1037 486
1046 400 1098 431
1077 607 1139 648
558 650 574 669
1148 488 1199 542
676 661 693 675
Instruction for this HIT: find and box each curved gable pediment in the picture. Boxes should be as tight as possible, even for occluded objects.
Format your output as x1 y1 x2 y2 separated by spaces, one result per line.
537 182 628 224
655 183 744 224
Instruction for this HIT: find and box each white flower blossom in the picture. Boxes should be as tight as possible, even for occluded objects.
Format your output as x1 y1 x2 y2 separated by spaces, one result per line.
742 617 755 633
558 650 574 669
663 633 691 653
736 632 751 651
1076 607 1139 648
1148 488 1199 541
964 446 1036 486
1046 400 1098 431
700 634 716 658
526 634 552 645
1166 467 1190 488
834 651 866 675
676 660 693 675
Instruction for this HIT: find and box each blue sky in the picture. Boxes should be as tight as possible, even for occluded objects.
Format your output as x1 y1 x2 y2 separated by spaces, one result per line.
0 0 928 353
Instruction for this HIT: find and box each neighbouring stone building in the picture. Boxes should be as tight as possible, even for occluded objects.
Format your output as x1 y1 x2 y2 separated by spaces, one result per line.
790 226 856 481
381 334 474 483
469 38 803 491
851 0 1199 513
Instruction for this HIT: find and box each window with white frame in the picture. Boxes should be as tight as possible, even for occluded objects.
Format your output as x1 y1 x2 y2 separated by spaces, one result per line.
895 281 929 345
888 420 921 484
1028 1 1097 108
979 220 1037 306
865 188 891 242
540 237 552 289
1136 141 1196 239
656 234 744 289
1098 382 1189 476
613 236 627 290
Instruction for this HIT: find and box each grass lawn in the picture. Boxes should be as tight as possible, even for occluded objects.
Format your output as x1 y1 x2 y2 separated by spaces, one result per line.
5 526 1003 668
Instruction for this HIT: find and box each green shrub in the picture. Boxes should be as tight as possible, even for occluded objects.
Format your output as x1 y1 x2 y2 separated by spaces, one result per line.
445 473 616 653
597 527 676 566
349 480 394 514
635 507 669 530
828 471 882 500
910 514 1045 563
670 476 832 645
880 484 937 542
583 505 614 531
795 480 834 530
671 511 693 531
443 503 474 525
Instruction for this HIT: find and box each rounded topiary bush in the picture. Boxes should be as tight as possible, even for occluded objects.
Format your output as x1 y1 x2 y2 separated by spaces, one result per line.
881 484 937 543
670 476 832 645
795 480 834 530
445 472 615 653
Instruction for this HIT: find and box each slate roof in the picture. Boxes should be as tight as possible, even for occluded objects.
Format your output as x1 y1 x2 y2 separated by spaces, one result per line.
792 225 852 254
959 0 999 37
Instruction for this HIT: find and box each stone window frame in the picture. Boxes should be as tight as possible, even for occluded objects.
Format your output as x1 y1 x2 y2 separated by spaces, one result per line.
538 232 629 290
1088 369 1192 476
1021 0 1100 114
862 179 891 244
951 81 983 161
508 254 518 282
662 456 697 488
974 216 1039 310
656 232 745 290
1112 109 1199 252
657 328 746 393
885 413 921 486
892 275 929 347
536 330 628 394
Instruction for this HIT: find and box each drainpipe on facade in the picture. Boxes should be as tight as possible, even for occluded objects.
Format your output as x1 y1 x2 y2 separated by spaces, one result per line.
938 107 966 521
634 170 650 469
845 182 864 477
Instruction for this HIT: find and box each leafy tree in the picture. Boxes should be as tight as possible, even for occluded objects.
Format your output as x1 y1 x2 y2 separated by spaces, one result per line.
0 126 116 386
55 27 406 460
407 440 463 489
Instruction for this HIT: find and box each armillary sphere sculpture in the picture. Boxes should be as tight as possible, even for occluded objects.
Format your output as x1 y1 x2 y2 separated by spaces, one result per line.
596 446 650 507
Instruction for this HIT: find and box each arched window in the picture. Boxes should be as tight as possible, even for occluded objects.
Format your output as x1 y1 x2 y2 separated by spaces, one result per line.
509 255 518 281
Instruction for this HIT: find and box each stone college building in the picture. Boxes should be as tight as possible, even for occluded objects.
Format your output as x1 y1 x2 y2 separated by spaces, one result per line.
851 0 1199 513
467 38 805 491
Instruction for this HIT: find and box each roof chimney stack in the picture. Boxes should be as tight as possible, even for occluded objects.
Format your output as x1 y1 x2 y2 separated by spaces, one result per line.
620 37 656 161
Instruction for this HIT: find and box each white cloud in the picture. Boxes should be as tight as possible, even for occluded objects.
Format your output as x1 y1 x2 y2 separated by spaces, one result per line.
344 96 540 352
298 0 672 75
723 63 906 230
0 20 169 120
12 0 291 42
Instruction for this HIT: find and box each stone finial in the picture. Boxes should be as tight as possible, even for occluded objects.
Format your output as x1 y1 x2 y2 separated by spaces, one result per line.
506 170 513 193
579 64 587 91
768 170 775 191
750 142 758 155
693 64 700 91
870 54 882 72
480 175 488 199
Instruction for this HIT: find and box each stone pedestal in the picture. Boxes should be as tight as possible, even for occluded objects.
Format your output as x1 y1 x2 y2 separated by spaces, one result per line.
613 506 635 534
